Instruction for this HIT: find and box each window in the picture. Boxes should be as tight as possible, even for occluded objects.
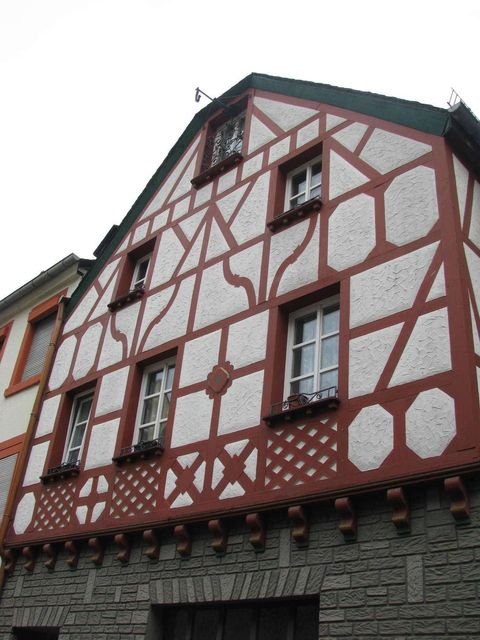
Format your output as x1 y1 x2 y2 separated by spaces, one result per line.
131 253 151 290
0 321 12 364
21 313 56 380
108 239 155 311
63 391 93 465
285 156 322 211
285 297 339 401
134 359 175 445
208 110 245 168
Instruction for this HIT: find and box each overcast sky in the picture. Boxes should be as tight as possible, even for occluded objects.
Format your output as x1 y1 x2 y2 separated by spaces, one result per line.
1 0 479 300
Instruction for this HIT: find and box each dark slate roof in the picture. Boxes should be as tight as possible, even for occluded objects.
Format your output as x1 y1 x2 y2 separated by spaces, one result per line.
67 72 480 314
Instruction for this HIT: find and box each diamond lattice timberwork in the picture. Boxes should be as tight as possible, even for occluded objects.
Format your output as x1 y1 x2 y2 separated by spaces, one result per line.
33 481 75 531
110 461 160 518
265 420 337 490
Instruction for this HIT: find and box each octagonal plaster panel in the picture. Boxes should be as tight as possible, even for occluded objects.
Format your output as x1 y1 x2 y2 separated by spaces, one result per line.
406 389 455 458
389 307 451 387
36 394 61 437
150 228 185 288
179 330 222 388
277 217 320 296
453 155 469 229
348 405 393 471
91 502 106 522
171 391 213 448
254 97 318 132
76 506 88 525
84 419 120 470
332 122 368 152
218 370 264 436
360 129 431 174
328 193 375 271
14 492 36 534
64 287 99 333
23 441 50 486
385 166 439 246
248 116 276 154
226 311 268 369
72 322 103 380
230 172 270 245
49 335 77 390
96 366 130 417
329 151 369 199
350 242 438 328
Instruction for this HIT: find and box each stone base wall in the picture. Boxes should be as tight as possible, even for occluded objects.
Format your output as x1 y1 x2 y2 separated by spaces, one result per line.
1 477 480 639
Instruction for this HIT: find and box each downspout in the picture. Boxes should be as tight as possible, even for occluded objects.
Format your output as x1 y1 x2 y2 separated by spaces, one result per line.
0 296 68 591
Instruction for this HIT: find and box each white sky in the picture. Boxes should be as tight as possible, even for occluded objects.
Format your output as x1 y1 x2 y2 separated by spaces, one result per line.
1 0 479 300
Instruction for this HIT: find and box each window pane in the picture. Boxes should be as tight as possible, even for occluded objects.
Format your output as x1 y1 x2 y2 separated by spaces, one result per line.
294 603 318 640
161 391 171 421
77 397 92 424
294 313 316 344
320 369 338 391
67 449 80 464
70 424 86 449
141 396 159 425
310 184 321 199
292 344 315 378
224 607 253 640
163 608 191 640
258 605 291 640
146 369 163 396
166 364 175 390
323 305 339 334
321 335 339 369
291 376 314 395
192 609 220 640
291 170 307 198
311 163 322 184
138 424 155 443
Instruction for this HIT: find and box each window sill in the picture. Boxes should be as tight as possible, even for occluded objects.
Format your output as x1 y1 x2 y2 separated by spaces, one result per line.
191 152 243 189
267 196 322 232
108 287 145 312
41 461 80 483
4 374 41 398
263 389 339 426
113 439 164 465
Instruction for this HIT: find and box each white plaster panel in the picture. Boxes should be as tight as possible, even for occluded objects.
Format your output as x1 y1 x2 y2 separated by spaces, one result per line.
97 318 123 370
230 172 270 245
164 469 176 498
360 129 431 174
220 481 245 499
96 366 130 416
296 119 320 148
49 335 77 390
171 493 193 508
465 244 480 313
217 167 238 194
350 242 438 328
248 115 276 154
453 155 469 229
115 302 140 355
132 222 148 246
242 153 264 180
138 285 175 347
226 311 268 369
229 241 263 302
332 122 368 152
468 180 480 250
84 419 120 470
206 220 230 262
328 193 375 271
194 182 213 208
150 228 185 288
217 184 248 223
349 323 403 398
470 300 480 356
389 307 451 387
178 226 205 275
64 288 99 333
348 405 393 471
169 154 197 203
79 478 93 498
179 330 221 387
72 322 103 380
14 492 36 534
98 258 120 288
277 216 320 296
477 368 480 406
267 219 310 296
329 151 369 199
115 235 130 255
194 262 249 331
171 391 213 447
194 461 205 492
406 389 455 458
97 475 108 493
254 96 318 132
23 441 49 486
426 265 446 302
173 196 191 221
36 394 61 437
326 114 346 130
385 166 439 246
269 137 291 164
218 370 263 435
143 276 195 351
76 506 88 525
212 459 224 489
91 502 106 522
179 208 206 241
152 209 170 232
89 278 117 321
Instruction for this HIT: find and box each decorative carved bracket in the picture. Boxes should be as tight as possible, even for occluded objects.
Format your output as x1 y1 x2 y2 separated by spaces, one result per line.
43 543 58 570
174 524 191 557
22 546 36 572
88 537 104 566
4 548 17 574
114 533 130 564
65 540 80 568
143 529 160 560
335 497 357 540
288 505 309 545
209 519 227 553
387 487 410 533
444 476 470 522
246 513 265 551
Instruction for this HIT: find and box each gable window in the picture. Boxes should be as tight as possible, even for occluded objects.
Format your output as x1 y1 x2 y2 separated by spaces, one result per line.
63 391 93 465
285 156 322 211
134 358 175 446
131 253 151 290
108 239 155 311
208 111 245 169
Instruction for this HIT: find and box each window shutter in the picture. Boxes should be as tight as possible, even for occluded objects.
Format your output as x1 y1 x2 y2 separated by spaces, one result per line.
0 454 17 520
22 313 56 380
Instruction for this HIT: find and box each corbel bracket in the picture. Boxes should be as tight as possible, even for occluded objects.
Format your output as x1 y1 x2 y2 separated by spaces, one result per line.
387 487 410 533
22 546 36 572
43 543 58 571
4 548 17 574
88 537 104 566
143 529 160 560
335 497 357 541
444 476 470 522
246 513 265 551
65 540 80 568
114 533 130 564
174 524 192 557
288 505 309 546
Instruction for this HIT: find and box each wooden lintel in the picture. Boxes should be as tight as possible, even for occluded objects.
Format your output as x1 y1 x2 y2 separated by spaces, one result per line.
174 524 191 557
143 529 160 560
335 497 357 541
288 505 309 545
387 487 410 533
444 476 470 522
246 513 265 551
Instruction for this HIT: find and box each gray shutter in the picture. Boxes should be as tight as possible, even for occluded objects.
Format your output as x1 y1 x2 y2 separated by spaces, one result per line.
0 454 17 521
22 313 56 380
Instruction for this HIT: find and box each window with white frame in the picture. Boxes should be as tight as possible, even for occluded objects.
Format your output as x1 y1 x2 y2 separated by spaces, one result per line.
134 359 175 445
64 392 94 465
285 156 322 211
131 253 151 290
285 297 339 400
